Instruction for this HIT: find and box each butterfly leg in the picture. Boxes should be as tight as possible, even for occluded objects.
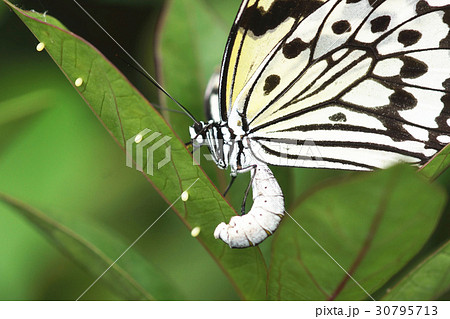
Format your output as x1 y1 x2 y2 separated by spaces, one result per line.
240 165 258 215
223 175 237 197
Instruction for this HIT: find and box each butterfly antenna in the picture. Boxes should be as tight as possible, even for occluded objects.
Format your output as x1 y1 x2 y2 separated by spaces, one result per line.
115 54 193 116
71 0 200 125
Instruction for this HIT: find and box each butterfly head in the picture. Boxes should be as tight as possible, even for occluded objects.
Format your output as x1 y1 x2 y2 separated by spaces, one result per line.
189 120 229 170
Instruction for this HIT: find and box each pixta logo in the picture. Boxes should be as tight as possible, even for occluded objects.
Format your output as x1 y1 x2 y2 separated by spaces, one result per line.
126 129 172 175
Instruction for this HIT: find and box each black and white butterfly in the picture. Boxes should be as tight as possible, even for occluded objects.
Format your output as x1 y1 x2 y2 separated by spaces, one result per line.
189 0 450 248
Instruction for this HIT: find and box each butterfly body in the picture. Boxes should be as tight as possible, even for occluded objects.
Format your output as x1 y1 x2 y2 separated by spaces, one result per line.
190 105 286 248
191 0 450 248
214 162 285 248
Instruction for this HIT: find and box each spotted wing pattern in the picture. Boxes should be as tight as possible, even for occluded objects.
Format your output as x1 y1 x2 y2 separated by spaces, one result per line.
219 0 327 120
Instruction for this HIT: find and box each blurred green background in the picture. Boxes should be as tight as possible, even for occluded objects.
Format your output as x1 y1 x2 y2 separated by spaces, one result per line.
0 0 449 300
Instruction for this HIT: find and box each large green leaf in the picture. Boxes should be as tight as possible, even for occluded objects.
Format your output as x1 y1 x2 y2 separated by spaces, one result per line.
382 240 450 300
4 0 267 300
268 165 446 300
0 192 182 300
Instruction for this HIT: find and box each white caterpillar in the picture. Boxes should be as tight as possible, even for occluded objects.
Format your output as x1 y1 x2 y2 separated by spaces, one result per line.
214 163 284 248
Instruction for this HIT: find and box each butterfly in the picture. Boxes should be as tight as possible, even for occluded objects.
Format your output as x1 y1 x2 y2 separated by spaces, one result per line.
189 0 450 248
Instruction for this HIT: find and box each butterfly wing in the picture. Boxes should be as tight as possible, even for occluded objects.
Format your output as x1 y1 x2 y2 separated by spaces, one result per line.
204 70 222 122
219 0 327 121
223 0 450 170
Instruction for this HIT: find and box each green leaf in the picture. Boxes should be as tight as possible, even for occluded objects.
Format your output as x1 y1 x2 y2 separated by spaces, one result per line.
0 192 182 300
24 8 69 30
419 144 450 181
382 240 450 300
156 0 240 138
268 165 446 300
4 0 267 300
